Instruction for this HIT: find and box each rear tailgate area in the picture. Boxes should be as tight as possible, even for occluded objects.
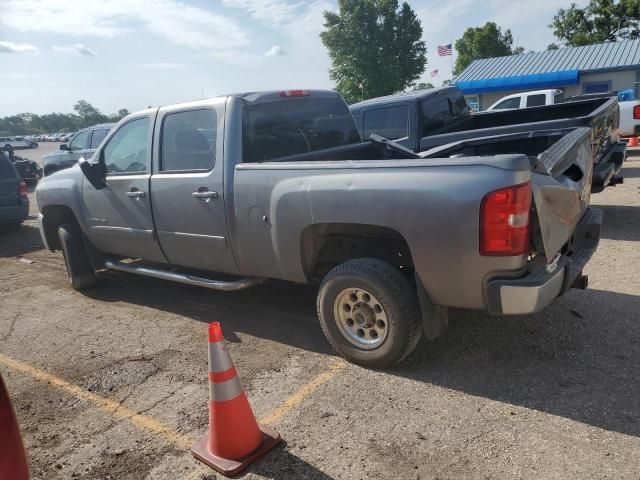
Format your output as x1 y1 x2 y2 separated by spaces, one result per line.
530 127 593 262
422 127 595 263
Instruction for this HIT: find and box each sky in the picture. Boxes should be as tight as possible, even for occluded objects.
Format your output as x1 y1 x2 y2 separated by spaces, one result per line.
0 0 587 117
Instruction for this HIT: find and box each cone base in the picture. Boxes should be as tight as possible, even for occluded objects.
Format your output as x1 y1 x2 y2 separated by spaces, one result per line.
191 423 281 477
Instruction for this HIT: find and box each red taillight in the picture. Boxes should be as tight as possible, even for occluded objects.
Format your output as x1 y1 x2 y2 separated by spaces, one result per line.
19 181 28 198
480 182 532 256
279 90 310 97
633 104 640 119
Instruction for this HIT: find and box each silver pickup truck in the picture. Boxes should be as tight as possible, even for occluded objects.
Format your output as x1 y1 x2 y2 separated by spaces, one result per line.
36 90 602 368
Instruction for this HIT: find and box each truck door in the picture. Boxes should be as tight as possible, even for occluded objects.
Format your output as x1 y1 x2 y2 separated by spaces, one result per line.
149 98 239 274
82 113 166 262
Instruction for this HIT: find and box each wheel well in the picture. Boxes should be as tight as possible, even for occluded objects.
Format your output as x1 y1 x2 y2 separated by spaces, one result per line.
41 205 77 250
300 223 414 282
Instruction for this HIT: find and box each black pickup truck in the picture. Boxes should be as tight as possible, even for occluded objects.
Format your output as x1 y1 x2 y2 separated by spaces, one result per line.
349 86 626 192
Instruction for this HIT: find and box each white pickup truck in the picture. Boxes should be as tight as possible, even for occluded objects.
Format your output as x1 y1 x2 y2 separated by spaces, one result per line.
487 89 640 137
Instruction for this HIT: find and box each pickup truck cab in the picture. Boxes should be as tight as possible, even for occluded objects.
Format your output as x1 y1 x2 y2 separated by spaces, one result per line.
349 86 626 192
37 89 602 368
486 89 564 111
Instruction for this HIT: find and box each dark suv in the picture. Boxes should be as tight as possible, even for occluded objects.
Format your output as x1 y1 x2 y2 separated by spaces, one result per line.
42 123 114 176
0 150 29 228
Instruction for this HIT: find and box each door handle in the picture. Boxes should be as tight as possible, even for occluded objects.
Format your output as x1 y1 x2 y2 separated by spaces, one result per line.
192 190 218 199
126 190 145 198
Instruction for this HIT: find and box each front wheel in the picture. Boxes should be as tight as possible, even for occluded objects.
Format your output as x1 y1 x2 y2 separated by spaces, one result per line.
58 223 99 290
317 258 422 368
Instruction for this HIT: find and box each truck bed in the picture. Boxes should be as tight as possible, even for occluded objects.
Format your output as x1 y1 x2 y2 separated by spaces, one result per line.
419 97 619 166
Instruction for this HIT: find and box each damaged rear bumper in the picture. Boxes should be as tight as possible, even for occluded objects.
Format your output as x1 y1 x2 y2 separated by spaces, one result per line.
486 207 602 315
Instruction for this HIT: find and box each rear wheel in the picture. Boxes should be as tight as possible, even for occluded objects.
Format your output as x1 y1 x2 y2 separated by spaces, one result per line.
58 223 99 290
317 258 422 368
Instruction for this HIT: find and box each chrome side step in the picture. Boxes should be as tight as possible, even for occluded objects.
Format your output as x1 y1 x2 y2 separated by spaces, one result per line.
104 259 265 292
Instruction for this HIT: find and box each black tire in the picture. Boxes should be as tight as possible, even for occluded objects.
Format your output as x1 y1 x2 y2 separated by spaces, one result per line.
58 222 99 290
317 258 422 368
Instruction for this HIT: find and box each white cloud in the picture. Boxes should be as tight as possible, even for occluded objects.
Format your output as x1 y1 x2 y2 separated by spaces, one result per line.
264 45 285 57
53 43 96 56
209 50 262 66
0 41 39 54
222 0 332 62
141 62 185 70
221 0 299 25
0 0 249 51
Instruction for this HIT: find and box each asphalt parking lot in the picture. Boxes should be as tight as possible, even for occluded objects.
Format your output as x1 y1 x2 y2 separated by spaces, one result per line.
1 145 639 479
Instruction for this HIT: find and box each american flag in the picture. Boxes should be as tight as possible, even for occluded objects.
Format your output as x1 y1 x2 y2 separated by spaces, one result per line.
430 69 439 77
437 44 452 56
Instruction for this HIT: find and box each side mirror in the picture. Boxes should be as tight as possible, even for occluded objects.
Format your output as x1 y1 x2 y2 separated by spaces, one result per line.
60 144 69 151
79 157 106 190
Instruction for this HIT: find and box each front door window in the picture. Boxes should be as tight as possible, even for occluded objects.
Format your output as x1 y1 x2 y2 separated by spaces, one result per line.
103 118 149 174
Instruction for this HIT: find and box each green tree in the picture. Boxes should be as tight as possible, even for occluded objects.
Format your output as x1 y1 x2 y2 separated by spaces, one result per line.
73 100 108 124
547 43 560 50
453 22 516 75
551 0 640 47
412 82 435 90
320 0 427 103
0 103 131 135
109 108 130 122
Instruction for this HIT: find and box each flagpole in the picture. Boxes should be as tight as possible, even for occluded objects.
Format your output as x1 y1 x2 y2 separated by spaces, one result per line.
450 36 454 82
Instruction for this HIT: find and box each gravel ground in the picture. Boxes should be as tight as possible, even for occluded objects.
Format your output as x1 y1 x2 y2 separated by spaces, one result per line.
0 146 638 479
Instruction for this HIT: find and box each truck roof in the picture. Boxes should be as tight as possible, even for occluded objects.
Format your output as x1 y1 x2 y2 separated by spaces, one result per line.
349 86 459 109
127 90 346 118
228 89 343 104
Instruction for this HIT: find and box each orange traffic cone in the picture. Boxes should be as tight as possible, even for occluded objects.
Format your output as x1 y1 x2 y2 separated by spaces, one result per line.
628 136 639 147
191 322 281 476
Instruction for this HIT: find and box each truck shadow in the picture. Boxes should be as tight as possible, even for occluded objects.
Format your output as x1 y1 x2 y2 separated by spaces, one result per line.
597 204 640 241
0 223 44 258
86 273 640 439
396 287 640 439
619 166 640 178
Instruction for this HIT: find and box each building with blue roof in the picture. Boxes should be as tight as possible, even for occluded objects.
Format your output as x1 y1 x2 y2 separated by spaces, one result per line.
455 39 640 110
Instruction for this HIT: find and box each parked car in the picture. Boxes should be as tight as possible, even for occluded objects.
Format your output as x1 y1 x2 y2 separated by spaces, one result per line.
2 146 42 185
57 132 74 143
36 89 602 368
0 136 32 150
43 124 114 176
0 150 29 229
349 86 626 193
23 136 39 147
486 89 565 111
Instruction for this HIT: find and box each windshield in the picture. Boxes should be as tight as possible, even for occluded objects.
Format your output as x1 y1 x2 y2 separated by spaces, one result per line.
242 97 360 162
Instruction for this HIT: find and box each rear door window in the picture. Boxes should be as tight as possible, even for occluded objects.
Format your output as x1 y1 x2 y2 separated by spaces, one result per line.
242 97 360 162
491 97 521 110
362 105 409 140
421 96 467 136
526 94 546 107
90 128 109 149
160 109 217 172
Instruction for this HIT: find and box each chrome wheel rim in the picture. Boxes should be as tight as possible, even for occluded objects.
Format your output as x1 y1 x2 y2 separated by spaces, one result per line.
334 288 388 349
